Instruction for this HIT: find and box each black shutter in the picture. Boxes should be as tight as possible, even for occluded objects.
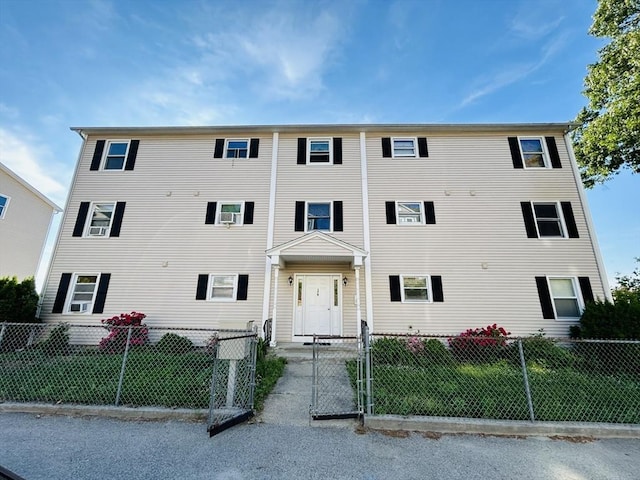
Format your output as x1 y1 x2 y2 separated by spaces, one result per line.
561 202 579 238
579 277 594 303
205 202 217 225
297 138 307 164
424 201 436 224
92 273 111 314
536 276 555 319
294 201 305 231
382 138 392 158
73 202 90 237
124 140 139 170
545 137 562 168
431 276 444 302
333 201 343 232
90 140 105 171
508 137 523 169
389 275 401 302
385 201 396 224
237 275 249 301
521 202 538 238
418 137 429 158
110 202 126 237
244 202 254 225
196 274 209 300
333 137 342 164
52 273 72 313
213 139 224 158
249 138 259 158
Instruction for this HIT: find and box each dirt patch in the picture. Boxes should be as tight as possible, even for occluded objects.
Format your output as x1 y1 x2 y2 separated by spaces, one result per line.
550 435 595 443
421 431 442 440
379 429 410 438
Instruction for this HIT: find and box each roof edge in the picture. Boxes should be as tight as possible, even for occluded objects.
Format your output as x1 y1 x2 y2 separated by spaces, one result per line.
0 161 63 212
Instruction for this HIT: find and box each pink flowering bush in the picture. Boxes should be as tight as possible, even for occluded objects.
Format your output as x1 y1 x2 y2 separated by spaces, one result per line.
99 311 149 353
448 324 511 363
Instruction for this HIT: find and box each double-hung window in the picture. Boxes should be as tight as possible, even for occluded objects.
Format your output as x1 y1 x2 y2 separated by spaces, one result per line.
67 274 99 313
308 139 331 163
533 202 565 238
393 138 417 157
397 202 423 224
548 277 582 319
86 203 115 237
519 137 548 168
225 139 249 159
0 194 9 218
307 202 331 231
103 141 130 170
402 275 430 302
210 275 237 301
217 202 243 225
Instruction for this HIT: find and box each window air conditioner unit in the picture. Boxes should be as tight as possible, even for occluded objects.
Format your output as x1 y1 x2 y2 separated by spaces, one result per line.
70 302 89 313
219 212 237 224
88 226 108 236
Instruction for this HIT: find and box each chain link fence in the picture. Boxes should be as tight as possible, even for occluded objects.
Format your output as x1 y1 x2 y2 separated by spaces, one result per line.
367 333 640 424
0 322 254 411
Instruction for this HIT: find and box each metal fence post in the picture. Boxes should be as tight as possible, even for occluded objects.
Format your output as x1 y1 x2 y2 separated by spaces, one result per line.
364 325 373 415
115 326 133 406
0 322 6 350
518 338 535 422
248 335 257 410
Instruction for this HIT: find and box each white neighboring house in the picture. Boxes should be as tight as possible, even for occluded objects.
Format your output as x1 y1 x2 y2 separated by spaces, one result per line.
0 162 62 281
40 124 611 341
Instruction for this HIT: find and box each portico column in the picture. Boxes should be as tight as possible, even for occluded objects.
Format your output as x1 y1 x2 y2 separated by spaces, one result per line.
354 266 362 337
270 264 279 347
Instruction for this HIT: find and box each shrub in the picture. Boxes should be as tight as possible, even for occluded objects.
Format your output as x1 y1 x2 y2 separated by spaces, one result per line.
371 336 453 367
37 324 71 356
448 324 511 363
99 312 148 353
371 337 415 366
517 335 577 369
0 276 39 323
579 299 640 340
156 333 193 354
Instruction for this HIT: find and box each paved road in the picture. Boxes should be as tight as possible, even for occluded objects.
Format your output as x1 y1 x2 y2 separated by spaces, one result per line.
1 412 639 480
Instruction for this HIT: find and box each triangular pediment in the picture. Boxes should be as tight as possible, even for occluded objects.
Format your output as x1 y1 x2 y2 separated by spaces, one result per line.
266 232 367 266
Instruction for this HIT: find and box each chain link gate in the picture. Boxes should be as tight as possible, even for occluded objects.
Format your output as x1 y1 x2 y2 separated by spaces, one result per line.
310 322 370 420
207 333 258 436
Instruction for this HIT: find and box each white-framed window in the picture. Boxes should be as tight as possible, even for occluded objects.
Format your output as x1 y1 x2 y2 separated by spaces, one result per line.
306 202 331 231
519 137 549 168
392 137 417 157
225 139 249 159
533 202 566 238
548 277 583 320
397 202 424 224
0 194 10 219
65 274 99 314
401 275 431 302
85 202 115 237
103 140 130 170
209 274 238 301
216 202 244 225
308 138 332 164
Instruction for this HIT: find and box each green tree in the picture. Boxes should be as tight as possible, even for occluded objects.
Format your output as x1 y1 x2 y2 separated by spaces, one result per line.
572 0 640 188
613 257 640 303
0 276 40 323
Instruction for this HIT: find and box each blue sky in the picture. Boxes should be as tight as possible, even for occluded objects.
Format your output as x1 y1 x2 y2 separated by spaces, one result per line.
0 0 638 288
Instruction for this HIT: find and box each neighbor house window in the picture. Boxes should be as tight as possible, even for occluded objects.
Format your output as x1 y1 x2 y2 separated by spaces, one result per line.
66 274 99 313
533 202 565 238
548 277 582 319
393 138 417 157
307 202 331 231
103 141 130 170
401 275 431 302
85 202 115 237
209 275 237 301
216 202 243 225
225 139 249 159
397 202 423 224
519 137 548 168
0 194 9 218
308 139 332 163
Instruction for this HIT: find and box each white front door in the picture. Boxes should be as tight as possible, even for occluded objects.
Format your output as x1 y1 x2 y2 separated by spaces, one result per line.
293 274 342 339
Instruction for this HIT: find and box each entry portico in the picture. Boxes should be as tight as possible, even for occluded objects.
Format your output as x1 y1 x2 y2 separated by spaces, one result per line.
265 231 368 346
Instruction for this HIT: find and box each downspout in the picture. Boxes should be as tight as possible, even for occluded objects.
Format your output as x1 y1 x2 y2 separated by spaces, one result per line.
262 132 279 344
563 131 612 302
359 132 374 329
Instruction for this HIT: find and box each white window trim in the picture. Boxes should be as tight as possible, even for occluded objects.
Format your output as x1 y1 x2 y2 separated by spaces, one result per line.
64 273 100 314
547 276 584 321
215 201 245 226
84 201 116 238
0 194 10 219
532 201 568 239
305 201 333 232
396 201 425 225
392 137 418 158
518 136 550 169
307 137 333 165
102 140 130 171
400 274 432 303
224 138 250 159
208 274 238 302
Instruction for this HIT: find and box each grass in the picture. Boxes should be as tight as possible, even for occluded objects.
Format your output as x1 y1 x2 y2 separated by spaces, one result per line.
0 346 286 411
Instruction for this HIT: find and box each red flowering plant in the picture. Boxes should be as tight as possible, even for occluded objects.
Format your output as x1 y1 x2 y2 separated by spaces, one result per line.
448 324 511 363
98 311 149 353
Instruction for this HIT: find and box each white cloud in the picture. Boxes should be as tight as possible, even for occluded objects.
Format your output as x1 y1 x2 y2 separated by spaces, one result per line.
0 128 67 205
509 8 565 41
